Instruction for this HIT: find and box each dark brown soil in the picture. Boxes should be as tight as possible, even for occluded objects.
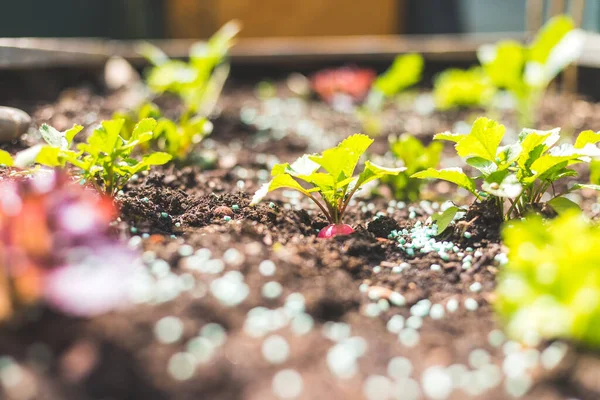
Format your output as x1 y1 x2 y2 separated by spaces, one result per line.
0 81 599 400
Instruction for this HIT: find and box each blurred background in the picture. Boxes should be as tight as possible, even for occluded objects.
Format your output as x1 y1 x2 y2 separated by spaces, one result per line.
1 0 598 39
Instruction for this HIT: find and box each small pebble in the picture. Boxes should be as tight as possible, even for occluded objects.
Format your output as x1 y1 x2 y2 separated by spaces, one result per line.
469 282 482 293
167 352 196 381
464 298 479 311
272 369 303 399
259 260 276 276
262 335 290 364
262 281 283 299
154 316 184 344
446 299 459 313
0 106 31 142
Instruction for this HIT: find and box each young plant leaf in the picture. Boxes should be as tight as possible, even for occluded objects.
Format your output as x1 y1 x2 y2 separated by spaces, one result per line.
309 134 373 180
412 167 477 195
547 196 581 214
431 206 463 235
251 134 399 225
0 150 13 166
574 130 600 149
372 53 423 96
455 117 505 162
433 131 466 143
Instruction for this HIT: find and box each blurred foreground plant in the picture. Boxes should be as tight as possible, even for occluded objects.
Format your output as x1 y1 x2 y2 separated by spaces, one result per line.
496 211 600 347
0 170 140 320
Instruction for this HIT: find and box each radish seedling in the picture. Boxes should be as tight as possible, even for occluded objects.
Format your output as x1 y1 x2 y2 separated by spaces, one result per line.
380 133 443 202
251 134 404 237
16 118 172 196
141 20 240 115
413 117 600 220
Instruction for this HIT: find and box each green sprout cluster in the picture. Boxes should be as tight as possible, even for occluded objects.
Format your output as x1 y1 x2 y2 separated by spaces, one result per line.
380 133 443 202
413 117 600 220
433 15 583 126
115 103 213 161
496 211 600 347
14 118 172 196
140 20 240 115
433 67 495 110
251 134 403 224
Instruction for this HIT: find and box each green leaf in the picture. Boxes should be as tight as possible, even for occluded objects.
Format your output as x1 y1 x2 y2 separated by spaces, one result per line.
308 134 373 181
40 124 66 148
13 145 43 168
496 142 522 169
433 131 466 143
141 152 172 166
529 15 575 65
131 118 157 142
389 134 442 175
286 155 321 178
250 174 314 205
467 157 498 176
517 128 560 169
433 67 496 110
0 150 13 166
412 167 477 195
574 130 600 149
88 119 125 155
40 124 83 149
455 117 505 162
373 53 423 97
548 196 581 215
431 206 463 235
527 155 575 182
478 40 526 92
137 42 170 66
65 125 83 145
35 146 62 167
571 183 600 192
354 161 405 189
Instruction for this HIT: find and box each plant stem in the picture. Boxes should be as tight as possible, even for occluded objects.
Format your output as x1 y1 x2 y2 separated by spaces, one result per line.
306 193 333 223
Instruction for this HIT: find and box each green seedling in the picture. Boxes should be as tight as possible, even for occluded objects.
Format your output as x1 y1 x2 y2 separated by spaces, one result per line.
380 133 443 202
115 103 213 160
413 117 600 220
478 15 583 126
251 134 404 237
433 67 496 110
140 20 240 115
15 118 172 196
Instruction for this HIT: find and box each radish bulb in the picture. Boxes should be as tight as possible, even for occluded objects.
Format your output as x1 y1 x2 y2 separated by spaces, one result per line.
317 224 354 238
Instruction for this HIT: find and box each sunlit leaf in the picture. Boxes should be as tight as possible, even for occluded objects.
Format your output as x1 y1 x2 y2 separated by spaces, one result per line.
0 150 13 166
412 167 477 195
455 117 505 162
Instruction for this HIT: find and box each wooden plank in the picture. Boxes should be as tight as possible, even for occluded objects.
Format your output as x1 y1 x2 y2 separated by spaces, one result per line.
3 31 600 70
215 0 398 37
164 0 218 39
